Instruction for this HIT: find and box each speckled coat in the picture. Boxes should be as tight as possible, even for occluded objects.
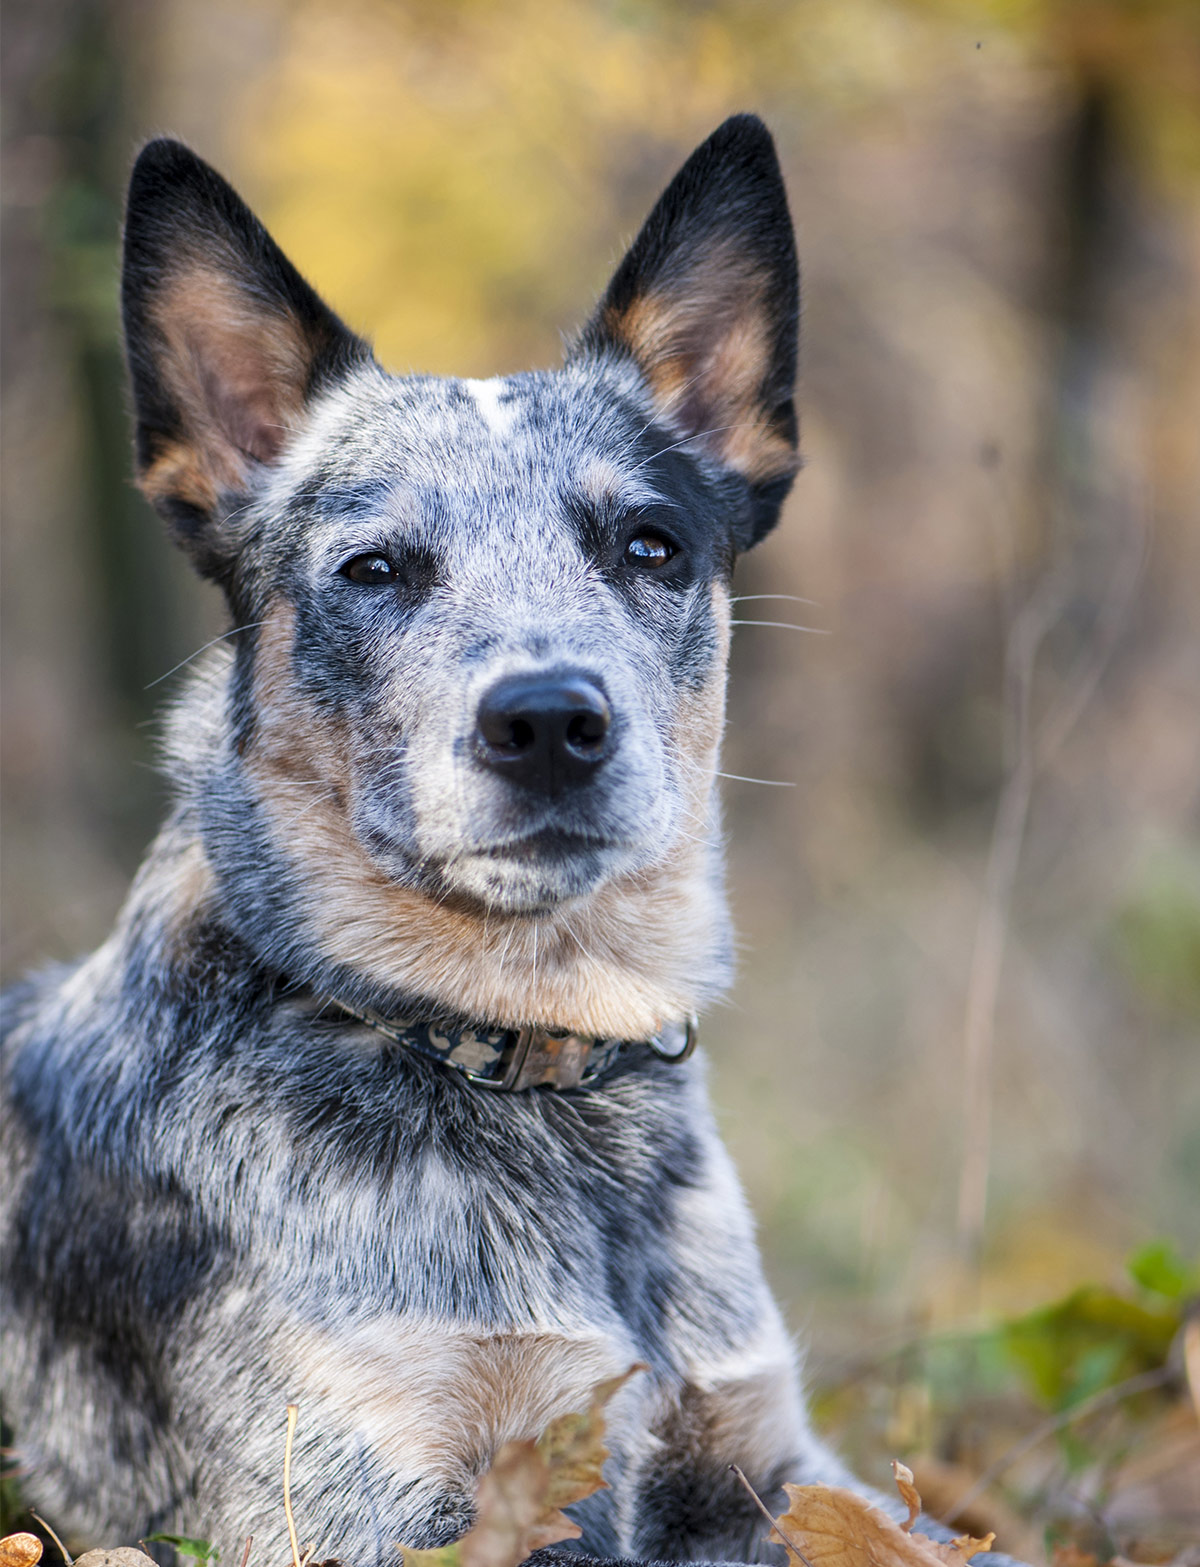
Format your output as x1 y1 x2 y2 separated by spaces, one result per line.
0 119 1017 1567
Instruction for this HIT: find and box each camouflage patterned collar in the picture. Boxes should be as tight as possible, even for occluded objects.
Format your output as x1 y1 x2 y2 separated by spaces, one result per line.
322 997 696 1091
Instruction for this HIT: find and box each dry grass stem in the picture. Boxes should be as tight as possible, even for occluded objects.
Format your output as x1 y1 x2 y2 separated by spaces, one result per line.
28 1517 71 1567
728 1465 814 1567
283 1405 302 1567
957 466 1147 1263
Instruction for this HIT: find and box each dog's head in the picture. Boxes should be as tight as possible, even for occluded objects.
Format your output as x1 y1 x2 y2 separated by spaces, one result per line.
123 117 799 1037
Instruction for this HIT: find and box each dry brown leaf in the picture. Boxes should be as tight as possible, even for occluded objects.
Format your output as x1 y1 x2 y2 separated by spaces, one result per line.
466 1438 567 1567
1184 1315 1200 1423
891 1462 921 1532
399 1364 643 1567
73 1554 157 1567
924 1536 997 1567
0 1534 44 1567
770 1480 995 1567
536 1365 643 1513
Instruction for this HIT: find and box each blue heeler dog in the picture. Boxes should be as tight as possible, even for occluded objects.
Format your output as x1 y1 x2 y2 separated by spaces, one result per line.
1 117 1018 1567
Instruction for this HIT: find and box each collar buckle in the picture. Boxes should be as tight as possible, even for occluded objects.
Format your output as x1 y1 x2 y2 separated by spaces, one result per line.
474 1026 594 1092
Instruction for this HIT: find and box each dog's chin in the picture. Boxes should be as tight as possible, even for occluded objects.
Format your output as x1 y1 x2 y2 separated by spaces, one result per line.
430 834 641 917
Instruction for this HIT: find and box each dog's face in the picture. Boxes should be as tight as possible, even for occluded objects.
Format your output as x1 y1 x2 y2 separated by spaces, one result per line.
122 120 799 1026
245 364 743 915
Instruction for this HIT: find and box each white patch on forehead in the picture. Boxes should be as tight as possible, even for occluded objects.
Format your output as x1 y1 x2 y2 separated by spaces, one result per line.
580 455 667 511
463 377 519 439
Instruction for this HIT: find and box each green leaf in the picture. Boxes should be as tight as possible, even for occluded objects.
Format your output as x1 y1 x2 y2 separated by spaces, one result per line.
1000 1284 1180 1410
1126 1238 1200 1301
145 1536 220 1562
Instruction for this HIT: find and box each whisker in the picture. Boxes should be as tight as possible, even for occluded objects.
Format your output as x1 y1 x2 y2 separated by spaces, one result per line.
729 619 829 634
608 368 713 465
277 790 343 828
146 622 266 689
557 917 594 964
494 921 516 990
669 826 713 847
714 771 796 788
627 422 749 474
730 593 820 607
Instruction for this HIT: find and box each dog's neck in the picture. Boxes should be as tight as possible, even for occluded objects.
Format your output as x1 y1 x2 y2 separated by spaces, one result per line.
149 648 734 1041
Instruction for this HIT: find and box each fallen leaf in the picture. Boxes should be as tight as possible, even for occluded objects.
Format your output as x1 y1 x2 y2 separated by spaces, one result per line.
0 1534 43 1567
1184 1315 1200 1422
398 1365 643 1567
536 1366 643 1514
924 1535 997 1567
769 1475 995 1567
466 1438 566 1567
74 1554 158 1567
891 1462 921 1531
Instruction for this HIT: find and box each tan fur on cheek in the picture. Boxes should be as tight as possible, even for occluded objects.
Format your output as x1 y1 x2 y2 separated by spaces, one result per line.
244 601 730 1039
669 585 730 819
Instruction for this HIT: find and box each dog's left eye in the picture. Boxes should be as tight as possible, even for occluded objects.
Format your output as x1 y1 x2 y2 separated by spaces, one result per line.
624 533 676 568
341 554 396 586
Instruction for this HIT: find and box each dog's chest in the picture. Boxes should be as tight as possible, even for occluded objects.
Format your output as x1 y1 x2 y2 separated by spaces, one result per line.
197 1043 695 1425
217 1034 700 1328
277 1312 637 1492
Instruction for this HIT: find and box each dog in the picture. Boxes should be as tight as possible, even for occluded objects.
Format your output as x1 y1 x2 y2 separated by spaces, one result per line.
1 116 1017 1567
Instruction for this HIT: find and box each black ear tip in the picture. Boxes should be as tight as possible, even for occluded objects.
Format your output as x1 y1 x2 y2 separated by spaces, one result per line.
700 113 779 164
131 137 199 178
127 137 225 210
711 112 773 143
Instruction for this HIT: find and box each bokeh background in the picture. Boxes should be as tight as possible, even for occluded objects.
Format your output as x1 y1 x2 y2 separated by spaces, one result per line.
3 1 1199 1558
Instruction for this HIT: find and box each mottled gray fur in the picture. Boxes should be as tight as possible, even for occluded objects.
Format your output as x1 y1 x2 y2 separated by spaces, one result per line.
1 118 1022 1567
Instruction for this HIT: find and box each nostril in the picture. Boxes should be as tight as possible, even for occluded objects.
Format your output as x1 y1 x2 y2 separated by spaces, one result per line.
565 707 608 755
507 717 536 753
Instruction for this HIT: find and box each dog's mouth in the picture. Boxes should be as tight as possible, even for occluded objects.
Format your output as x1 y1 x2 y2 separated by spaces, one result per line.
471 827 637 861
426 827 643 915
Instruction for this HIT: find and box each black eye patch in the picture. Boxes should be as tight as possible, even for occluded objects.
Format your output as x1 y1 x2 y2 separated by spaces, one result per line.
336 543 441 599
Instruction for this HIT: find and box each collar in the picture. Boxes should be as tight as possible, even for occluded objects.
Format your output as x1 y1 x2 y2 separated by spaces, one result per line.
321 995 697 1092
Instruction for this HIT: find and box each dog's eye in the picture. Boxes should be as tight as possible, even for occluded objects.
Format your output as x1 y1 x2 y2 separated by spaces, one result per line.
341 554 396 586
624 533 676 568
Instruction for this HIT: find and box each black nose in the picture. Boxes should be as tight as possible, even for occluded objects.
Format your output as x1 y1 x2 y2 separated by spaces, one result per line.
475 672 612 793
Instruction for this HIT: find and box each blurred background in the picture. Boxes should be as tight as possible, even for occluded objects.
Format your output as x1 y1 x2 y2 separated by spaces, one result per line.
2 0 1198 1557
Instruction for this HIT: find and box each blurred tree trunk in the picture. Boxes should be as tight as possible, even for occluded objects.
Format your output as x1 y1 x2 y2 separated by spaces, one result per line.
1 0 212 974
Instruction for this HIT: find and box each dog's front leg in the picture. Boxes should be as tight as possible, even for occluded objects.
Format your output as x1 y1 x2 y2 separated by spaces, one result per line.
611 1364 837 1565
555 1368 1029 1567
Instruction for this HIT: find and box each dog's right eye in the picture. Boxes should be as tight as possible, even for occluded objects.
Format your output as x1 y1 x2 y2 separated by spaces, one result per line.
341 554 396 586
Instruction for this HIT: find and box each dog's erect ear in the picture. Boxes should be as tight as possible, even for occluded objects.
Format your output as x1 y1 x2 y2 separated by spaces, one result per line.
122 139 370 581
575 114 799 549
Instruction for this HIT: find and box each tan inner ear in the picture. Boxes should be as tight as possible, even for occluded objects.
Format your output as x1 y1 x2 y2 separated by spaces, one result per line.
141 264 315 509
601 247 797 488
